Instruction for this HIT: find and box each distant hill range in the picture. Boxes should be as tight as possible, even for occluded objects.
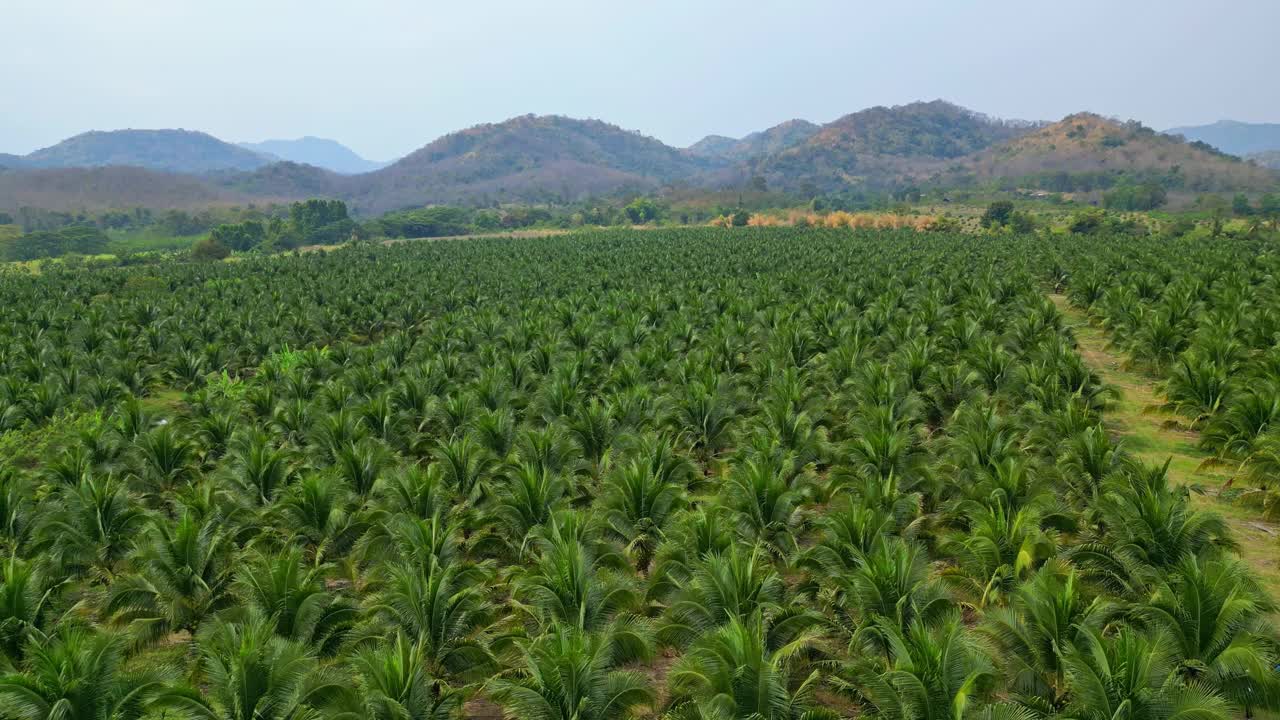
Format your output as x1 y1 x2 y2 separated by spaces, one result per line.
1165 120 1280 157
0 129 272 173
2 102 1277 214
237 137 389 174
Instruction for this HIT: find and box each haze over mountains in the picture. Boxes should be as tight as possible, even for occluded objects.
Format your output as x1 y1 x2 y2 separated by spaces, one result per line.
0 130 271 174
1166 120 1280 156
0 131 389 176
1 101 1276 214
236 137 389 174
1164 120 1280 171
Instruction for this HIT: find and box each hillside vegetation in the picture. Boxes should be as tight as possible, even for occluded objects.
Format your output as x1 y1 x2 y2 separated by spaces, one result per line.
688 119 820 161
958 113 1278 192
0 166 251 210
341 114 722 212
11 129 272 173
745 100 1034 192
1 103 1276 213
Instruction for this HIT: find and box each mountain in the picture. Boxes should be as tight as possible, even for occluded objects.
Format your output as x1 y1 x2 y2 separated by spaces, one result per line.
341 114 722 213
1165 120 1280 157
237 137 389 174
14 129 273 174
957 113 1278 191
3 104 1276 214
744 100 1034 192
687 135 739 158
688 119 820 160
1249 150 1280 171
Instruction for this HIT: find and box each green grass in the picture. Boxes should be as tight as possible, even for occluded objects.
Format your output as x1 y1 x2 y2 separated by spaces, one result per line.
1050 295 1280 601
105 228 202 254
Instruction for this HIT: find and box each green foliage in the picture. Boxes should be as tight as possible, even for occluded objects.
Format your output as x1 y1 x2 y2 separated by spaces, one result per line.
191 236 231 261
0 227 1270 720
1103 182 1168 211
980 201 1014 228
0 226 110 261
623 198 660 225
210 221 265 252
374 206 472 239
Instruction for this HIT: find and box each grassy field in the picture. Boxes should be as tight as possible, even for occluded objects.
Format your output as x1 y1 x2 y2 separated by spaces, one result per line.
105 227 202 254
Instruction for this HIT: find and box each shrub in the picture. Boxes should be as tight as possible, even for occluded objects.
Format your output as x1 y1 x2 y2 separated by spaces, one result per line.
191 236 232 261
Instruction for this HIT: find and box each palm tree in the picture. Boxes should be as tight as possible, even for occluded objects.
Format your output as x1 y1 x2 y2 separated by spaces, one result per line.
1061 626 1234 720
342 632 462 720
432 434 494 504
837 614 993 720
160 610 349 720
234 547 356 655
1136 555 1280 714
33 475 147 578
668 378 738 460
1159 354 1233 428
1057 425 1124 503
0 628 171 720
1201 383 1280 458
568 400 621 479
371 464 450 520
0 558 61 671
133 423 198 496
0 470 32 556
842 538 951 635
488 463 569 558
226 430 295 507
666 611 830 720
1098 467 1234 570
724 453 805 557
514 512 640 637
981 561 1114 713
659 545 787 648
487 624 652 720
361 557 496 681
104 511 235 644
940 500 1055 610
275 473 365 560
602 458 685 572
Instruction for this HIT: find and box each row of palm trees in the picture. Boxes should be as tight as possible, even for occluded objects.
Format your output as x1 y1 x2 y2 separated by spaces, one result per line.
0 228 1275 720
1052 231 1280 514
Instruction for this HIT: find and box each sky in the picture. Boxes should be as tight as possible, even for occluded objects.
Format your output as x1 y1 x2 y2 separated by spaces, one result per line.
6 0 1279 161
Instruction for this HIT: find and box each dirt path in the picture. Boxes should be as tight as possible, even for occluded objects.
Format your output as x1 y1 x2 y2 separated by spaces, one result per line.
1049 294 1280 598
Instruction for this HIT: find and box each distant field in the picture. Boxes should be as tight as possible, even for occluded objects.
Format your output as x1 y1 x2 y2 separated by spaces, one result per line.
105 227 202 254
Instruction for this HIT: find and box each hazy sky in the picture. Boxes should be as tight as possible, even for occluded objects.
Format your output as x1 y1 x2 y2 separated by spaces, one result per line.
6 0 1279 161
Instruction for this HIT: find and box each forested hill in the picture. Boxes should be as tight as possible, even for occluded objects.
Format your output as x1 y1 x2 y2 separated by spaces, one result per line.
1 103 1277 213
740 101 1038 192
688 119 821 161
955 113 1279 192
9 129 273 173
339 114 726 212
